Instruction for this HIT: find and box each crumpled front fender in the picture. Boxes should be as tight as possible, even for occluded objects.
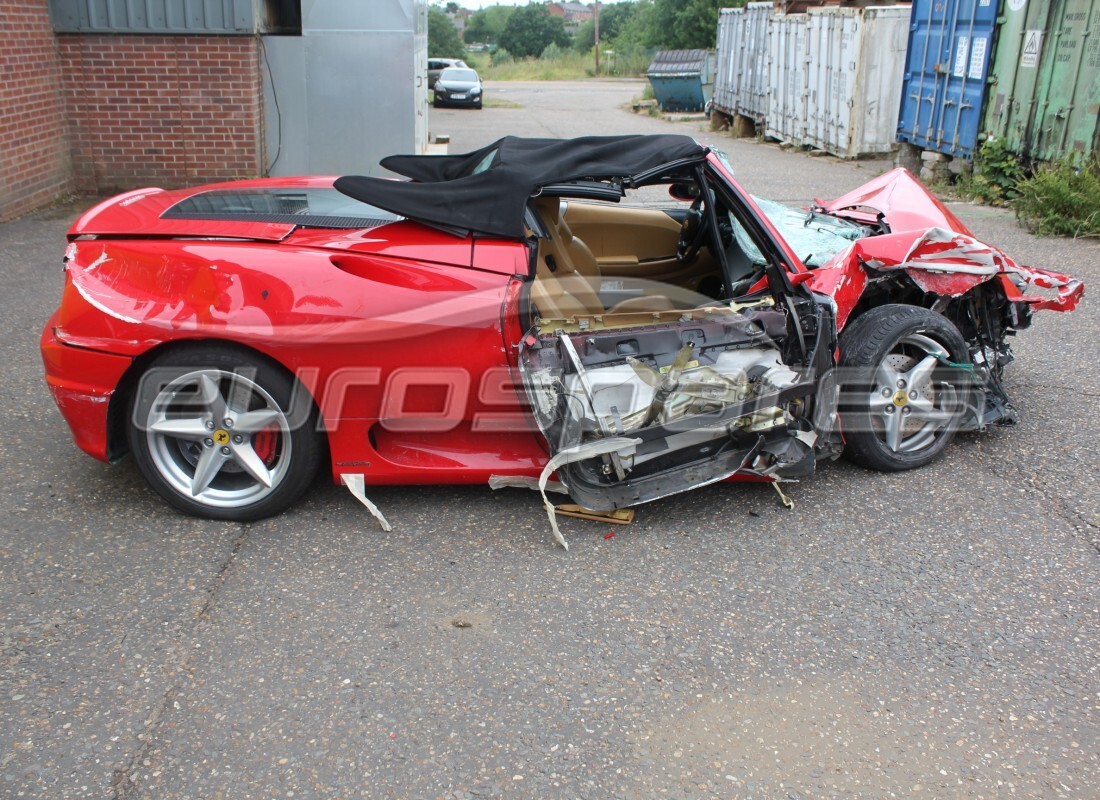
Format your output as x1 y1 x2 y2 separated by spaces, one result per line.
851 226 1083 309
814 169 1084 321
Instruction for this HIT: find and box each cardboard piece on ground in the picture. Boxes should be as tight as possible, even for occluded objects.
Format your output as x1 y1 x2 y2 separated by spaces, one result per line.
554 504 635 524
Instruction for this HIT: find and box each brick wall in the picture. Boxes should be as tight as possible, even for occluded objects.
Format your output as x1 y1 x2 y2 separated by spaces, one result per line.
58 34 264 194
0 0 73 221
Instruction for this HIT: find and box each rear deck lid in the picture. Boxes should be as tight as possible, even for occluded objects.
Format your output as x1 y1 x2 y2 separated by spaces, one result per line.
69 179 401 241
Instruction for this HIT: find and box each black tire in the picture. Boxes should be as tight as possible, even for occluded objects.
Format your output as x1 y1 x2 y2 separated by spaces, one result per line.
433 99 441 108
128 346 323 521
839 304 972 472
475 99 483 109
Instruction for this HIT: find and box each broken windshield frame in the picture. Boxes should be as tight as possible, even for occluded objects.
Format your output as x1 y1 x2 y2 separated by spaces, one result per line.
703 165 800 300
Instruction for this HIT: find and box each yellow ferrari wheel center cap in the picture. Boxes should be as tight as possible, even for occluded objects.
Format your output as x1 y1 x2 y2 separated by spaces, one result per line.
213 429 230 445
892 390 908 407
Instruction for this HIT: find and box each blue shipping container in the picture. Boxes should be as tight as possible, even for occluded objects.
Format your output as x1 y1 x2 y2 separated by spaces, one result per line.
896 0 1001 158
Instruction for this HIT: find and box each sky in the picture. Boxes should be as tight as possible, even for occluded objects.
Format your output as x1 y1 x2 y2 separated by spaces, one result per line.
448 1 637 8
455 1 543 6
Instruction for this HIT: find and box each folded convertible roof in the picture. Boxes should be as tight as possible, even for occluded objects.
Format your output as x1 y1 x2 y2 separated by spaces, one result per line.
334 134 707 239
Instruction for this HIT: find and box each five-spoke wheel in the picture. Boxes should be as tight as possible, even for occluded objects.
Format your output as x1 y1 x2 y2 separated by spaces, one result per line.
839 305 972 472
129 347 322 520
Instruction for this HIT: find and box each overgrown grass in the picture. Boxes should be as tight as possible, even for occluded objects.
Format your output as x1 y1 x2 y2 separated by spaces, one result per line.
481 96 524 109
951 138 1100 238
1015 158 1100 238
466 50 594 80
465 49 649 81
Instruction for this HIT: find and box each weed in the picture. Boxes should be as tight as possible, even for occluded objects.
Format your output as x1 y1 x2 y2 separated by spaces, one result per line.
962 137 1024 206
481 97 523 110
1015 158 1100 238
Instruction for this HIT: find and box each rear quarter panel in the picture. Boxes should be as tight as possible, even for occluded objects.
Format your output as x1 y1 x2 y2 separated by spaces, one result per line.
59 233 544 483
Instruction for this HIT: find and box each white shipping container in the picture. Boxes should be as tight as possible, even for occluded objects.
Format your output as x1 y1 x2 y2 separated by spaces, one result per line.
713 9 738 116
803 6 909 158
767 14 808 146
712 3 772 122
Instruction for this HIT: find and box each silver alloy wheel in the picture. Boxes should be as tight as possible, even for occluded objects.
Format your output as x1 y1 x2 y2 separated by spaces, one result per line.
143 369 292 509
869 333 959 454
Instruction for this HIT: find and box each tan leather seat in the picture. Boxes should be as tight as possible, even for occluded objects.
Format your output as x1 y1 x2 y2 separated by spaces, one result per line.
530 197 676 318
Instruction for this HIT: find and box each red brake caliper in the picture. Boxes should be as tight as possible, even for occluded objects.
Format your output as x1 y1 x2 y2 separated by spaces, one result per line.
251 427 280 467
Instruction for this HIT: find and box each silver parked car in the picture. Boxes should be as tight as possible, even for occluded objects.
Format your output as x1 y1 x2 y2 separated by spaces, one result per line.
427 57 468 90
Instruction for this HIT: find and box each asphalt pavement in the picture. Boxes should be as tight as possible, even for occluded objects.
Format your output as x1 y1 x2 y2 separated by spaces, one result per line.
1 79 1097 799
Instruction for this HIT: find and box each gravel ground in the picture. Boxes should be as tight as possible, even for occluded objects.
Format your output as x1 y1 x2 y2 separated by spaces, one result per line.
1 79 1097 799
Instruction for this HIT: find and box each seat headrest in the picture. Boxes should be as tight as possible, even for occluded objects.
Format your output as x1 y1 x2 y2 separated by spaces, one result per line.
555 214 575 245
532 195 561 224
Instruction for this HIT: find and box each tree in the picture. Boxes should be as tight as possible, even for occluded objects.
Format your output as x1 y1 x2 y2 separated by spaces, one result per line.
643 0 744 50
428 7 465 58
606 0 658 75
463 5 514 45
499 4 569 59
574 2 638 53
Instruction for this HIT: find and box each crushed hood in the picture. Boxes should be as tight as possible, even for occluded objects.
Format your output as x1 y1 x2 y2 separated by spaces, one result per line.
819 168 972 235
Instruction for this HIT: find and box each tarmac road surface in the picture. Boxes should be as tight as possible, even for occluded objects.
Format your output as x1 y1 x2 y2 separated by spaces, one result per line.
1 78 1097 799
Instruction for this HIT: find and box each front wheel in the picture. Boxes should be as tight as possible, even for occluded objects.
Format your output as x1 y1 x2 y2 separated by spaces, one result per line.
128 347 323 520
838 305 972 472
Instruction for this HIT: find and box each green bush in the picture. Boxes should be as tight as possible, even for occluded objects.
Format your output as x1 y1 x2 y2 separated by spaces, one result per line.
1015 158 1100 238
540 42 564 61
965 137 1024 206
491 47 514 66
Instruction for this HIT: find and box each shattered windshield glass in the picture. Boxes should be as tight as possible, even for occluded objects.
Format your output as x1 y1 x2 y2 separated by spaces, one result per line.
741 196 868 268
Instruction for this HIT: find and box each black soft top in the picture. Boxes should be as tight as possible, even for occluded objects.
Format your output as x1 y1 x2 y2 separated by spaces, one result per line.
334 135 707 239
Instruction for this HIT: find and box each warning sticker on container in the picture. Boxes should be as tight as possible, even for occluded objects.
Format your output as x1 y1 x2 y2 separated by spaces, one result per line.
954 35 969 78
1021 29 1044 68
969 37 987 79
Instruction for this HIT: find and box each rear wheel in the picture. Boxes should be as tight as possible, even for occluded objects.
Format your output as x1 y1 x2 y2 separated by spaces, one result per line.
128 347 323 520
839 305 972 472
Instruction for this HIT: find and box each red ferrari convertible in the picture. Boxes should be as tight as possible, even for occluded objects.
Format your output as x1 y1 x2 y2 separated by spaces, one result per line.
42 135 1081 530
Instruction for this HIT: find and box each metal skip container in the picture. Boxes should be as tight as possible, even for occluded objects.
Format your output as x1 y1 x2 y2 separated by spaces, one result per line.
767 14 809 146
646 49 717 112
983 0 1100 162
712 3 772 123
803 6 911 158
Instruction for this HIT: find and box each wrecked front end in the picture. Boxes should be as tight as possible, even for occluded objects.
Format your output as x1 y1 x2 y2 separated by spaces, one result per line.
519 293 839 540
813 170 1083 430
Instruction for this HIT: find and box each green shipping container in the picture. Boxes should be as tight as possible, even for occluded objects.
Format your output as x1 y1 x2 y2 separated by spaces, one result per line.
983 0 1100 162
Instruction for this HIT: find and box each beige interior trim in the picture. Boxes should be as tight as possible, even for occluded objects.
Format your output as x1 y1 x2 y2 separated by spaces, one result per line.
563 201 683 259
596 254 640 267
563 200 719 286
530 196 678 318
